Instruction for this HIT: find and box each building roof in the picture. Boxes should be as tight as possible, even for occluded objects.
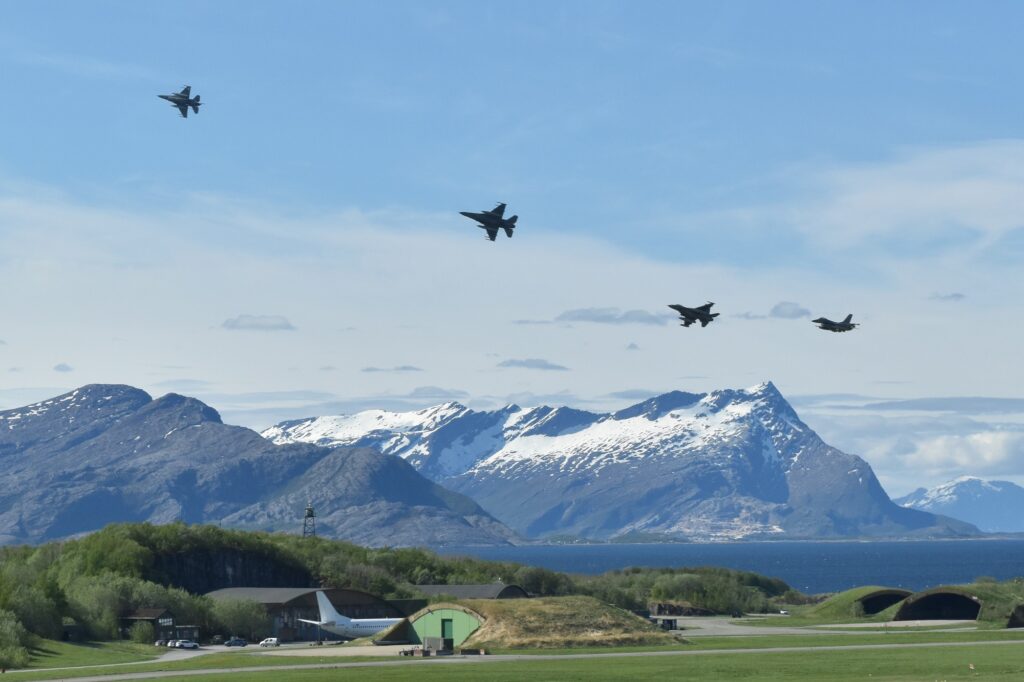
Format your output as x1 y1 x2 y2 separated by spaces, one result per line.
205 587 324 605
414 584 528 599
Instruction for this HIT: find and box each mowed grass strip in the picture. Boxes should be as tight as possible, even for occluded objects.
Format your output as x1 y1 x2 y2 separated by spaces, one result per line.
24 639 160 669
5 653 391 681
78 642 1024 682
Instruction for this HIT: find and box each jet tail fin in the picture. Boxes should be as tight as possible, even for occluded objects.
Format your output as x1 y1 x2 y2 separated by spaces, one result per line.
842 314 853 324
315 591 350 624
191 96 200 114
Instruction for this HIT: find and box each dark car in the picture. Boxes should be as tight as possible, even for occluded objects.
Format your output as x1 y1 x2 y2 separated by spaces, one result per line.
224 637 248 647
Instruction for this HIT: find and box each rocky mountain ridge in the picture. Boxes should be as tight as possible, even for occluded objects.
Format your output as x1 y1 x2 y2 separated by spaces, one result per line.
264 382 979 541
0 385 518 546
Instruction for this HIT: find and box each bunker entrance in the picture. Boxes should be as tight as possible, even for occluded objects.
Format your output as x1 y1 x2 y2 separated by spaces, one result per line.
858 590 911 616
895 592 980 621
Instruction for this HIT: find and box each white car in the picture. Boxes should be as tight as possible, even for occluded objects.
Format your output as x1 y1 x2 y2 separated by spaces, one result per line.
259 637 280 647
166 639 179 647
176 640 199 649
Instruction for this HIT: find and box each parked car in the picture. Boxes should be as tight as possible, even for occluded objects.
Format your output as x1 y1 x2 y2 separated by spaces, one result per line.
166 640 180 647
210 634 225 645
176 640 199 649
259 637 280 647
224 637 248 647
153 639 166 647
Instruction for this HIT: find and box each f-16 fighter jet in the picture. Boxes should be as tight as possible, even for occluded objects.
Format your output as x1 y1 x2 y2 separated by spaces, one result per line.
668 302 719 328
460 203 518 241
158 85 202 118
812 314 858 332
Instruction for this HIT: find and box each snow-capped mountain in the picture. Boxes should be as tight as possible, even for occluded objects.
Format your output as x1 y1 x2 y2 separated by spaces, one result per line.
895 477 1024 533
264 383 978 541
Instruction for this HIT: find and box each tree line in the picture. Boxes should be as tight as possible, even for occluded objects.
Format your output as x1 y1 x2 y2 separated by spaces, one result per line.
0 522 795 667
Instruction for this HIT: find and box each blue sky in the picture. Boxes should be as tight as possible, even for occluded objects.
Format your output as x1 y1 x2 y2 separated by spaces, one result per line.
2 1 1024 494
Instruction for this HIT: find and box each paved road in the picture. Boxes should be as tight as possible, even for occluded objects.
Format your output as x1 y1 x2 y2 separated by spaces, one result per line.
22 638 1024 682
674 616 977 637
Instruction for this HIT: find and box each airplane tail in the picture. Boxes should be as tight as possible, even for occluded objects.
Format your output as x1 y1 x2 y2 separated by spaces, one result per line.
314 591 351 625
191 96 201 114
842 314 852 324
503 216 517 238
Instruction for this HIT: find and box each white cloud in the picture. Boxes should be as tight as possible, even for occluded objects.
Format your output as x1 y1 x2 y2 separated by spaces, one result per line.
222 315 296 331
906 432 1024 477
498 358 569 371
53 363 73 372
769 301 811 319
554 308 671 326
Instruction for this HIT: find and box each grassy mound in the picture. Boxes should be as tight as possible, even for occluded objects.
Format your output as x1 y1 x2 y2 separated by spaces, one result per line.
805 586 905 622
458 596 677 649
902 580 1024 625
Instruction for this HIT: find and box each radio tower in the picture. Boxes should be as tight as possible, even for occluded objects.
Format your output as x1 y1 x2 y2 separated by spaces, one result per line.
302 501 316 538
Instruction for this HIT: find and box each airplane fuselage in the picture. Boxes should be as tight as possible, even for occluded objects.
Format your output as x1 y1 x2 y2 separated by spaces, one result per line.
812 317 856 332
159 94 201 107
460 211 513 228
317 618 401 639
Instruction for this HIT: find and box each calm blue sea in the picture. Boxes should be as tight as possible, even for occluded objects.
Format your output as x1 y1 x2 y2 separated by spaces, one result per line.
438 540 1024 595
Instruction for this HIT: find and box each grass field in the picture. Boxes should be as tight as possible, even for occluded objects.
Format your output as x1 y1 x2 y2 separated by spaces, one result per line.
9 629 1024 680
44 642 1024 682
23 638 159 669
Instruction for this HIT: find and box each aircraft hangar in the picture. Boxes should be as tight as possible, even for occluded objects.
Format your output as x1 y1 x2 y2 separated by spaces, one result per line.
206 587 419 641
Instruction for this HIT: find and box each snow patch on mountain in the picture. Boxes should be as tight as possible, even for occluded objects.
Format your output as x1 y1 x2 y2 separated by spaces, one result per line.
265 382 977 541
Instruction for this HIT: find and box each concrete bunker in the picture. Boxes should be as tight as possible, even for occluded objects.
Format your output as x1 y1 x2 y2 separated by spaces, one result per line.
1005 604 1024 628
381 603 484 651
894 588 981 621
855 589 911 615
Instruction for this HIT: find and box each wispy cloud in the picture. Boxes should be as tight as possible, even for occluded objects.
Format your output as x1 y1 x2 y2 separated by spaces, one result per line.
361 365 424 373
861 397 1024 414
736 302 811 320
625 342 640 351
605 389 659 401
929 292 966 302
498 358 569 371
554 308 671 326
53 363 73 372
222 315 296 331
13 48 158 81
769 301 811 319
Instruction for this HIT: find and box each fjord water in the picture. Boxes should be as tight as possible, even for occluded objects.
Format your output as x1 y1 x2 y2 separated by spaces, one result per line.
440 540 1024 594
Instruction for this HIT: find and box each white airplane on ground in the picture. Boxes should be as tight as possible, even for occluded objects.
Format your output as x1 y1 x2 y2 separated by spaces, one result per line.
298 591 403 639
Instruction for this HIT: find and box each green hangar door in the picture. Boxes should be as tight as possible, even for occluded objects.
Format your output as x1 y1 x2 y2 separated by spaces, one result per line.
407 607 483 649
441 619 454 650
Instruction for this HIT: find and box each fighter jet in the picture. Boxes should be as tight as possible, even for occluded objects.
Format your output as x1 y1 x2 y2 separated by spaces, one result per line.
668 302 719 328
158 85 202 118
812 314 858 332
460 203 518 241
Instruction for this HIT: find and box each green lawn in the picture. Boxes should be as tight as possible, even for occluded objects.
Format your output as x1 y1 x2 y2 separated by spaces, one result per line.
24 638 160 669
75 642 1024 682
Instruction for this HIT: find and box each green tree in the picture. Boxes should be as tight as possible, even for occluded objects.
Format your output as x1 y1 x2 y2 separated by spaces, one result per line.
128 621 155 644
211 598 271 641
0 609 29 671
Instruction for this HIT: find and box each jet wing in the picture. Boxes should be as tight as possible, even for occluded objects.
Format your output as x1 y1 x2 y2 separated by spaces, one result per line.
490 203 506 218
680 318 695 327
696 303 714 312
177 104 189 118
485 226 499 241
179 86 191 98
